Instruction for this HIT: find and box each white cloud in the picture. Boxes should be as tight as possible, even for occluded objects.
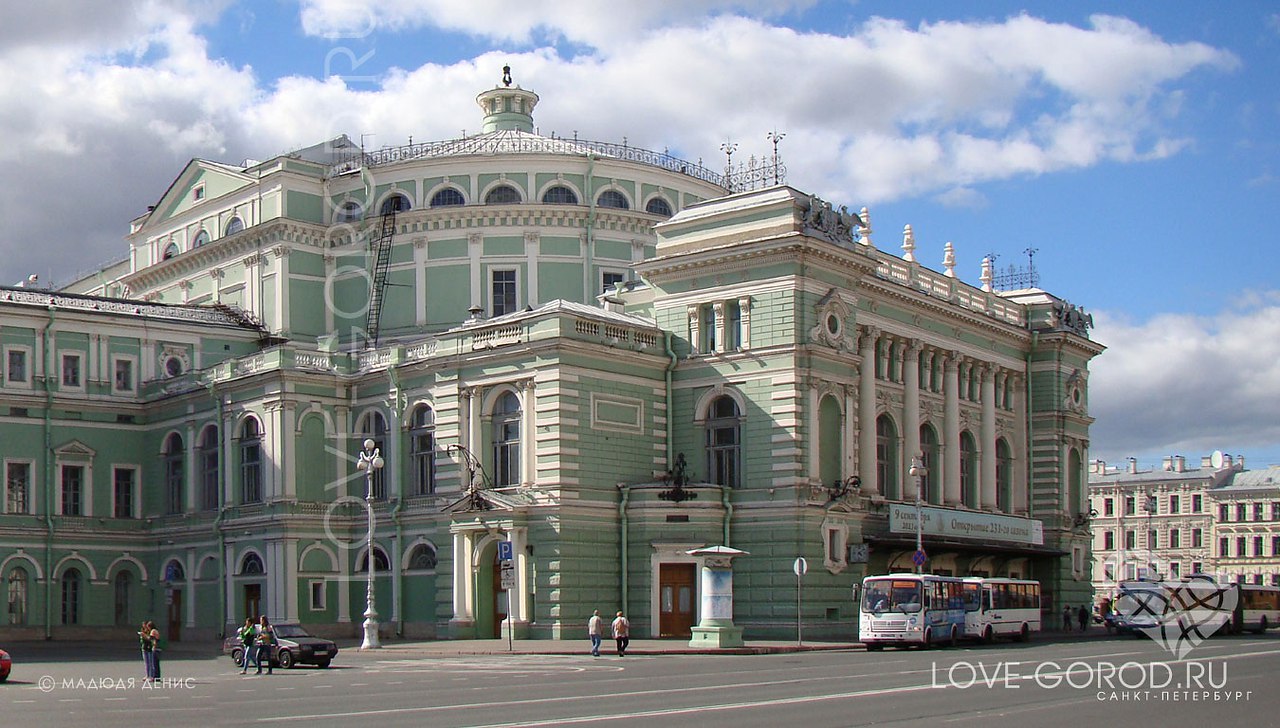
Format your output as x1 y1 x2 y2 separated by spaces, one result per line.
1088 295 1280 463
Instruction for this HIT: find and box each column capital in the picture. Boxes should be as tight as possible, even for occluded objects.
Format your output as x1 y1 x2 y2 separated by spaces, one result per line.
943 353 960 372
860 326 880 346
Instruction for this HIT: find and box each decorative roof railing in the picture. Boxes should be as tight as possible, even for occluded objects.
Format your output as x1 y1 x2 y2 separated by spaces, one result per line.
331 132 785 193
0 286 256 327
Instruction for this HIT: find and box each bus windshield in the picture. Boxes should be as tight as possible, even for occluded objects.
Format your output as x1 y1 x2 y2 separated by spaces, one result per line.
862 579 922 614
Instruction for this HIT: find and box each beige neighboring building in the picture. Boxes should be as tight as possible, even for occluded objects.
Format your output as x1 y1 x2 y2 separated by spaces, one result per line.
1088 453 1245 603
1211 466 1280 586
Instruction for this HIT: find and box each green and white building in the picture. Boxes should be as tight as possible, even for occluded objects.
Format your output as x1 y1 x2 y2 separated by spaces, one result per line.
1 75 1103 643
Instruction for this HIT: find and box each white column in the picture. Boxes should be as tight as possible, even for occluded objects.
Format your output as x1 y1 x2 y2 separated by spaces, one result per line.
843 385 857 478
738 297 752 349
185 420 197 513
981 365 997 510
522 380 537 485
323 256 335 333
1011 374 1029 514
525 232 539 308
285 540 299 623
272 246 289 334
468 233 483 311
224 542 236 625
944 355 961 506
687 306 701 354
903 340 921 496
859 327 879 494
509 527 529 622
280 403 296 499
712 301 725 354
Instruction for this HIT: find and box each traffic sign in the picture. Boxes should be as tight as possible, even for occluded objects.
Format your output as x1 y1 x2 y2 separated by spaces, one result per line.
498 541 513 562
499 560 515 589
793 557 808 576
912 549 928 567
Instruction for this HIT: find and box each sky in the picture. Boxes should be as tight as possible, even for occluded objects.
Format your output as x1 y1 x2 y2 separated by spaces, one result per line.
1 1 1278 470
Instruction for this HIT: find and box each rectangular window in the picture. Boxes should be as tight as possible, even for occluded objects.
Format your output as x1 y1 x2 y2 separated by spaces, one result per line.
1219 536 1229 557
1169 562 1180 578
1254 536 1264 557
1104 498 1114 516
60 465 84 516
701 304 717 352
1169 495 1180 514
1192 494 1202 512
5 348 28 384
165 455 183 515
1103 531 1114 550
309 580 326 611
1254 503 1264 521
1192 528 1203 548
1192 561 1203 574
601 270 625 294
241 444 262 504
490 269 517 317
1148 529 1158 549
5 461 31 514
1273 502 1280 521
1219 503 1229 521
1124 496 1135 515
1237 536 1247 556
113 468 135 519
724 300 741 350
1237 504 1247 521
61 353 82 388
1125 530 1136 550
113 358 134 393
1169 529 1180 549
1273 536 1280 557
193 185 205 201
200 448 219 511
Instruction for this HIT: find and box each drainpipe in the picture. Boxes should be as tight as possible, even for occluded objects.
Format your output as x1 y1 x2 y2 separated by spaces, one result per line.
388 366 405 637
41 305 55 640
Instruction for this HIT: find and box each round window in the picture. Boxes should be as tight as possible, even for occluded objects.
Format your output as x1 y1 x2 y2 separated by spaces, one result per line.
164 357 183 377
826 314 840 336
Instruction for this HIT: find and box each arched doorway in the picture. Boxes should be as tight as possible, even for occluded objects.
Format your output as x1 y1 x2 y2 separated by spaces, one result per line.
473 540 506 639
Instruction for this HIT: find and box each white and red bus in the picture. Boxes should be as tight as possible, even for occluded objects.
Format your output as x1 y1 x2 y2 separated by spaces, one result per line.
962 577 1041 642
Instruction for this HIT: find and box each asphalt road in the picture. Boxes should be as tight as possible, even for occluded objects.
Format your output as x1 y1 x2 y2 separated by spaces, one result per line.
3 635 1276 727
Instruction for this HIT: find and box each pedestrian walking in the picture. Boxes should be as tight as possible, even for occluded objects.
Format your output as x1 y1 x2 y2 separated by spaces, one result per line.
1077 604 1089 632
1062 605 1072 632
238 617 257 674
588 610 603 657
611 611 630 656
254 615 276 674
138 621 156 680
147 621 163 679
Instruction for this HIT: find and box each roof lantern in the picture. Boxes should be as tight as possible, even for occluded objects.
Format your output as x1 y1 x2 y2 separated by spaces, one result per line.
475 65 540 134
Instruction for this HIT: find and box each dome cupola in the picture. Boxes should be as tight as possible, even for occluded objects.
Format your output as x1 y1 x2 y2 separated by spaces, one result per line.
475 65 540 133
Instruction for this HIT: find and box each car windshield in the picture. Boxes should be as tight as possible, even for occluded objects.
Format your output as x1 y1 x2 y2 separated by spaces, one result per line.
272 625 310 638
862 579 922 613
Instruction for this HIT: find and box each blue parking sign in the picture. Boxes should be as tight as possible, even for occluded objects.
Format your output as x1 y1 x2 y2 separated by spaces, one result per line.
498 541 513 562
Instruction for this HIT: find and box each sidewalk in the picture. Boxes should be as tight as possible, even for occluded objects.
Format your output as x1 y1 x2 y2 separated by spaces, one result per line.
344 637 861 657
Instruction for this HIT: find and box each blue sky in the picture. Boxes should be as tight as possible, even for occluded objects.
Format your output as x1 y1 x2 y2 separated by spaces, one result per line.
1 1 1278 469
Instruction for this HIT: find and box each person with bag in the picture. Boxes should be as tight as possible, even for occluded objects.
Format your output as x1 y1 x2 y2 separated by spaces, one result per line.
148 622 164 679
238 617 257 674
253 615 276 674
138 621 156 680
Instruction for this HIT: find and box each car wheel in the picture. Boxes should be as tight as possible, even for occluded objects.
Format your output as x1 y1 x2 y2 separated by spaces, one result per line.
317 659 331 669
1017 623 1030 642
982 626 993 644
277 650 294 669
231 648 244 667
865 644 883 652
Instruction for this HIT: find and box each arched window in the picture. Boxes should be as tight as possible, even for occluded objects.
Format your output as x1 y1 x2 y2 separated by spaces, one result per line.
705 395 741 487
596 190 629 210
164 433 184 515
357 547 390 573
920 424 940 504
492 391 521 487
192 229 210 248
429 187 465 207
408 544 437 571
541 185 578 204
484 185 522 204
335 200 363 223
224 217 245 236
161 242 180 260
239 553 264 575
960 431 978 508
114 571 132 626
239 418 262 504
645 197 673 216
410 405 436 496
199 426 219 511
876 415 899 500
996 438 1013 513
358 411 389 500
163 559 185 582
380 194 411 214
61 568 81 625
7 567 28 625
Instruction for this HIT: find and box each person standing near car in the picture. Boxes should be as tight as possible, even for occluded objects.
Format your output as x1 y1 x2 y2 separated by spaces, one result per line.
254 615 276 674
238 617 257 674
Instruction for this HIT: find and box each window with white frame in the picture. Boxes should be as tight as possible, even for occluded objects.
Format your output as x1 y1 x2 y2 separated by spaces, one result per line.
7 566 28 625
601 270 625 294
113 357 135 394
60 464 85 516
113 467 137 519
409 405 436 496
309 580 326 611
5 461 31 514
705 395 741 488
5 347 29 385
492 391 521 487
239 418 262 504
491 269 518 317
164 433 184 515
61 352 83 389
198 426 219 510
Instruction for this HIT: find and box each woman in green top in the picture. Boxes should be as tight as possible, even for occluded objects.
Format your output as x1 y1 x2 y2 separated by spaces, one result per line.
238 617 257 674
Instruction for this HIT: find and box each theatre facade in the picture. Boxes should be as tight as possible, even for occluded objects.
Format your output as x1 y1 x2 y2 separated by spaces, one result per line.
0 76 1102 642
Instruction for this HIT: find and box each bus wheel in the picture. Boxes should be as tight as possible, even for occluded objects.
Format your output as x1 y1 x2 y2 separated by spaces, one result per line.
922 629 933 649
866 644 883 652
1017 624 1030 643
948 626 958 646
1256 616 1268 635
982 626 993 643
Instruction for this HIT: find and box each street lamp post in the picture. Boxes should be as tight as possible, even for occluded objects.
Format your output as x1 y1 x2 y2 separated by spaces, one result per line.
908 455 927 574
356 438 384 649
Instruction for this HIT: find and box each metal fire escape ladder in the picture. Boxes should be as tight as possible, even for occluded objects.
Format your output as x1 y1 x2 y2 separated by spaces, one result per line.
365 208 396 346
